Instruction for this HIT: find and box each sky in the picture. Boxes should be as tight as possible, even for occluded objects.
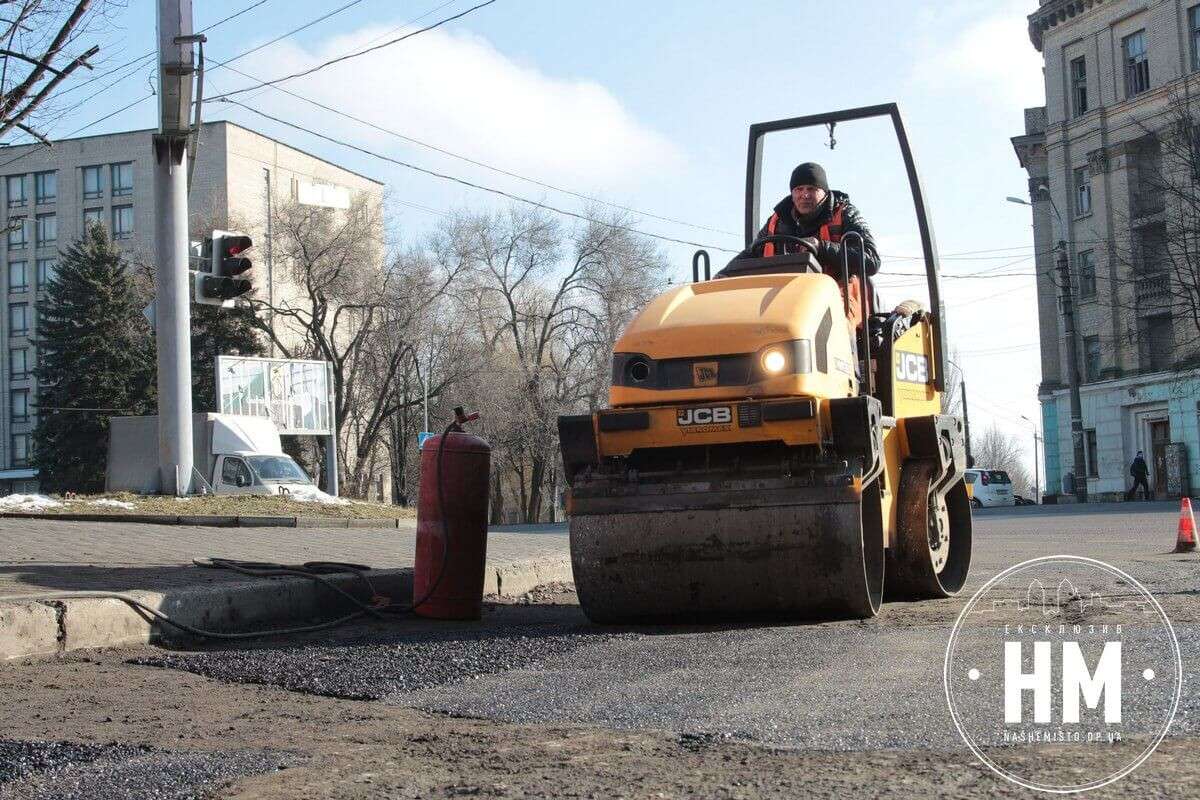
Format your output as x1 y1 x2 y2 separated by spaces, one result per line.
21 0 1051 483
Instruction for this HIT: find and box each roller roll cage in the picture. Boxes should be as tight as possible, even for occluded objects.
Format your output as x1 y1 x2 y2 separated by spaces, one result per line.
743 103 947 393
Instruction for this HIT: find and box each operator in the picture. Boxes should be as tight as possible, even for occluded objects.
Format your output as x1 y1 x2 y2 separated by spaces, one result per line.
722 163 881 322
747 162 879 274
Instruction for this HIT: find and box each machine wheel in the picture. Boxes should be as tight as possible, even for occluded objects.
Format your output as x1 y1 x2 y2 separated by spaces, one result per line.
970 497 982 510
885 459 972 600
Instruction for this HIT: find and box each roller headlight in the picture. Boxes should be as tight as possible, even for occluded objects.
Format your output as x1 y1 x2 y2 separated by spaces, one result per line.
761 347 787 374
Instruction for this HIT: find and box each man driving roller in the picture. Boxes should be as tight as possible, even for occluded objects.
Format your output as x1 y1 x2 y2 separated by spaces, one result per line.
749 162 879 274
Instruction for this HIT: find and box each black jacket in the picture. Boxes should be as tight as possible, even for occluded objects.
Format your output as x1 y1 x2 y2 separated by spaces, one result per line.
1131 456 1149 478
739 191 881 277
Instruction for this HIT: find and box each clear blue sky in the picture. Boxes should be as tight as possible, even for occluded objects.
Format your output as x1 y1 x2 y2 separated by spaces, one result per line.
24 0 1050 478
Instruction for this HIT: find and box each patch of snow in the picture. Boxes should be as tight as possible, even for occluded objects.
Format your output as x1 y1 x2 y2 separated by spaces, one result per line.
281 485 351 506
88 499 137 510
0 493 64 512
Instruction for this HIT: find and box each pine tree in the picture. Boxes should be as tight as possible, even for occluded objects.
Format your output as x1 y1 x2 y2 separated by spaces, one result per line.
34 224 156 493
191 303 266 411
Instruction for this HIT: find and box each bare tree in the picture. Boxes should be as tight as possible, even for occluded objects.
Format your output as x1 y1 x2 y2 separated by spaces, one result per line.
940 348 963 416
0 1 116 141
441 205 667 522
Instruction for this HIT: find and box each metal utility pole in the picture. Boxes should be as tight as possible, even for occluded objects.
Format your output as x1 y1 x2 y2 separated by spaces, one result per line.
1021 413 1042 503
1033 430 1042 502
1056 241 1088 503
263 167 275 357
153 0 199 495
961 380 973 468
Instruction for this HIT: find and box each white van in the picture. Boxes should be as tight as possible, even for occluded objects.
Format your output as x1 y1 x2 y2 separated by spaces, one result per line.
964 469 1015 508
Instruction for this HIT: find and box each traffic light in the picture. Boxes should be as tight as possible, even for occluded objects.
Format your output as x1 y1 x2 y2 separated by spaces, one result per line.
194 230 253 307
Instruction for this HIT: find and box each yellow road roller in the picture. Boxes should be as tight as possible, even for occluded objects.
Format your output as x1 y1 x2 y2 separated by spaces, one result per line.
558 104 971 623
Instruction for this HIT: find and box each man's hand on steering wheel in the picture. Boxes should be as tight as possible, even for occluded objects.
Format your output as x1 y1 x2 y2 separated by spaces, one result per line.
750 234 820 258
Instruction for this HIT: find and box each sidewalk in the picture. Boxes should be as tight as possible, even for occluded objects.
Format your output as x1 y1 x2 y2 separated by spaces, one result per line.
0 517 571 660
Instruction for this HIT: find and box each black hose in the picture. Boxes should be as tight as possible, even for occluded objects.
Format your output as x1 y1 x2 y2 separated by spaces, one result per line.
3 417 472 642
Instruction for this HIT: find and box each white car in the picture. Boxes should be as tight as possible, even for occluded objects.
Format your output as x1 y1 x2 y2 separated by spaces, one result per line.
964 469 1015 508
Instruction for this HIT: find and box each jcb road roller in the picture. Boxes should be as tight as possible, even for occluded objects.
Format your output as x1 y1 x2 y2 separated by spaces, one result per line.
558 104 972 623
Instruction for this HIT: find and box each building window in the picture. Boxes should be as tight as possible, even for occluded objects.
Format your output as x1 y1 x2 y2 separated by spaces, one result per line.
1070 56 1088 116
1073 166 1091 216
7 217 26 250
111 205 133 239
83 207 104 230
7 261 27 294
1084 335 1102 382
36 258 56 289
9 348 28 380
1077 250 1096 299
8 302 27 337
1191 5 1200 72
1123 30 1150 97
35 213 55 247
10 389 29 423
82 165 103 200
1140 314 1174 372
110 162 133 197
11 433 30 467
1085 429 1099 478
33 171 55 204
6 174 26 208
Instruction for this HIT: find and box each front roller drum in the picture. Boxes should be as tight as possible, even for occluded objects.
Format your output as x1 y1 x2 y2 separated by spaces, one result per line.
886 459 972 600
569 485 884 624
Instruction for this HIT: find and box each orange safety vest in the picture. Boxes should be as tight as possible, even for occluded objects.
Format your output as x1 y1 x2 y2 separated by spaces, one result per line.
761 203 845 257
761 204 866 327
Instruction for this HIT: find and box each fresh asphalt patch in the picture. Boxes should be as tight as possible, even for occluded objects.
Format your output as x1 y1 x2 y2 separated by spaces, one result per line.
0 739 297 800
131 609 639 702
134 602 1200 753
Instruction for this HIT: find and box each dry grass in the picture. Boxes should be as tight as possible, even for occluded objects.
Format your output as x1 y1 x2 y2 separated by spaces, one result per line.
25 492 417 520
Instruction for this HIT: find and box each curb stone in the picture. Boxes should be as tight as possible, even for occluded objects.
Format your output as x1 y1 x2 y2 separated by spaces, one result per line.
0 555 573 661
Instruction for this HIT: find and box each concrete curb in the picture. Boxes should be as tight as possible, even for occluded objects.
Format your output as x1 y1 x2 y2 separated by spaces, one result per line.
0 512 415 528
0 555 573 661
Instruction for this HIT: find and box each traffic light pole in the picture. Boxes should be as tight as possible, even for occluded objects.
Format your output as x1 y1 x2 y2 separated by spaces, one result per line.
154 0 196 495
153 138 194 495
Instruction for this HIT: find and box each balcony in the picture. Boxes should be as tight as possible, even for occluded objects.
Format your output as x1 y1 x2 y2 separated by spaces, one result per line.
1135 273 1170 307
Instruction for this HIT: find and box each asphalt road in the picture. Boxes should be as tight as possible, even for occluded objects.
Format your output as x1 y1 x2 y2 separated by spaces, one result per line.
1 503 1197 798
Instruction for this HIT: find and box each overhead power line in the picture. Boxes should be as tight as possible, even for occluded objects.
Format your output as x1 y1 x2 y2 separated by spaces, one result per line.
52 0 280 102
0 92 155 170
219 98 742 253
210 60 744 238
207 0 500 102
206 0 370 72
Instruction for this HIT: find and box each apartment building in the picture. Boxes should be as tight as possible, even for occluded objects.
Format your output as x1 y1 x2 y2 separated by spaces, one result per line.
0 121 384 495
1012 0 1200 500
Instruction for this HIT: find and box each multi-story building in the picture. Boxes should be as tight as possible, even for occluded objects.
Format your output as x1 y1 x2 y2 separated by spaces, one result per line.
1012 0 1200 500
0 121 384 495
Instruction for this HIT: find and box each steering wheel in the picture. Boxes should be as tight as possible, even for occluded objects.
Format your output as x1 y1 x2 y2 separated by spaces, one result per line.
748 234 818 258
716 234 821 277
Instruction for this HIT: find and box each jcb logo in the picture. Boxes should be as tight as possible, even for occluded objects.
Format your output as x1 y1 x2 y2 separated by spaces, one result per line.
895 352 929 384
677 406 732 426
1005 641 1122 724
692 361 718 387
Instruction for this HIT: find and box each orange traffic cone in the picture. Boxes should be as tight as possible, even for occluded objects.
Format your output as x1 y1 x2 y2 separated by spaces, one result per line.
1176 498 1197 553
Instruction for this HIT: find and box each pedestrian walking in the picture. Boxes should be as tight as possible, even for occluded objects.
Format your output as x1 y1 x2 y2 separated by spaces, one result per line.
1127 451 1151 501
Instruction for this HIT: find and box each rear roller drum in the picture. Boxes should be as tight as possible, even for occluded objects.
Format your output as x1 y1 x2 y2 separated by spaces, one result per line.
885 459 972 600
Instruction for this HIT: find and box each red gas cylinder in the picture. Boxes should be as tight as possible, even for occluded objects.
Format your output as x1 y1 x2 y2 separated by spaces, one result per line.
413 430 491 619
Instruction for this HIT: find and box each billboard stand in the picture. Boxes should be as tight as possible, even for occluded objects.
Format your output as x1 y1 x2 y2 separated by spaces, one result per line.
325 361 338 496
214 355 339 496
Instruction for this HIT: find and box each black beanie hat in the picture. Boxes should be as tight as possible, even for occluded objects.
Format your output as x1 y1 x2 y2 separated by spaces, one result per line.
790 162 829 192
